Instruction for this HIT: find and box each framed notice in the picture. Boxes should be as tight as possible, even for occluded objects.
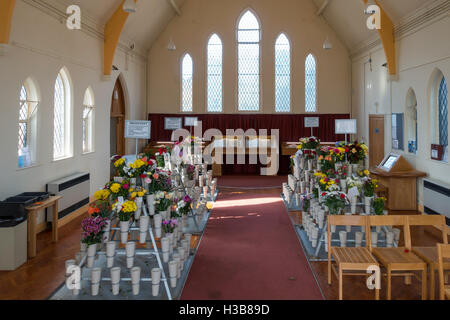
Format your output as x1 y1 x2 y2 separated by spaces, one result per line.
335 119 357 134
164 117 182 130
304 117 319 128
124 120 151 139
184 117 198 127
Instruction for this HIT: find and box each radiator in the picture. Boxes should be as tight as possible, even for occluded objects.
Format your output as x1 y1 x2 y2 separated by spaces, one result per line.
423 178 450 226
46 172 90 222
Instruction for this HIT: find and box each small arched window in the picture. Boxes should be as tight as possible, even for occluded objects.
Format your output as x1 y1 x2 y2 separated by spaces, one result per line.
18 78 39 168
430 70 448 162
438 76 448 149
305 54 317 113
275 33 291 112
405 88 418 154
83 88 95 153
53 68 73 160
237 10 261 111
181 54 193 112
207 34 223 112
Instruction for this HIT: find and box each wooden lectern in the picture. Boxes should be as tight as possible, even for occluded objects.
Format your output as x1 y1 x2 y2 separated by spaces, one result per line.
370 153 426 211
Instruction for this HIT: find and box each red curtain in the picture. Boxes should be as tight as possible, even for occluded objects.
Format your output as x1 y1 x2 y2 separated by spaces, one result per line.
147 113 350 174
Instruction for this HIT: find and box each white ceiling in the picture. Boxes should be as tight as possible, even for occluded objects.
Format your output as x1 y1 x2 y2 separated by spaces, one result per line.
59 0 435 53
312 0 436 51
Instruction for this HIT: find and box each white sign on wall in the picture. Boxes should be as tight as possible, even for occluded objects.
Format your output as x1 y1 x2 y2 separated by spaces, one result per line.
184 117 198 127
335 119 357 134
304 117 320 128
164 117 183 130
124 120 151 139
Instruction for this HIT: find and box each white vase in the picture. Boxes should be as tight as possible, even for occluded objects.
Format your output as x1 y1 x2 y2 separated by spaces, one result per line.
386 232 394 247
355 232 363 247
351 196 358 214
331 225 337 233
168 233 175 251
131 267 141 296
173 253 182 279
345 212 352 232
139 216 149 244
91 268 102 296
392 228 401 242
161 237 170 263
113 176 123 183
351 163 359 173
371 232 378 248
103 219 111 243
120 220 130 244
130 178 137 188
126 242 136 268
110 267 121 296
146 194 155 216
339 231 347 247
347 165 352 177
80 241 87 253
311 227 319 248
151 268 161 297
106 241 116 268
87 244 97 268
364 196 373 215
308 159 313 171
340 179 347 193
168 260 178 288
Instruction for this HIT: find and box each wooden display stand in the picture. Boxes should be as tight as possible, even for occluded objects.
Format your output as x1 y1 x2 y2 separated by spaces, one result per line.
370 153 426 211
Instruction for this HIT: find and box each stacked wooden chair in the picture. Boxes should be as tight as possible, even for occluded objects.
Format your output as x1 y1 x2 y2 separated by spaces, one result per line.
437 243 450 300
327 215 380 300
367 215 428 300
410 215 449 299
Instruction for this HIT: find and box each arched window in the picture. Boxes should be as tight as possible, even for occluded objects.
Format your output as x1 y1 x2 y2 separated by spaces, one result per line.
181 54 193 112
207 34 223 112
405 88 418 154
237 10 260 111
275 33 291 112
18 78 39 168
83 87 95 153
305 54 317 113
430 70 448 162
438 76 448 150
53 68 72 160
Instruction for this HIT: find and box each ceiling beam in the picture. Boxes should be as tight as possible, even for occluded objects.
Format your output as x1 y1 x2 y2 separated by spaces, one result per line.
168 0 181 16
0 0 16 44
362 0 396 76
316 0 331 16
104 0 137 77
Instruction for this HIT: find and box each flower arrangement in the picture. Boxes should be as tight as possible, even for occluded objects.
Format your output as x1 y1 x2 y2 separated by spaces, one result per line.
155 191 173 212
129 186 147 199
301 194 311 212
81 216 108 245
162 219 178 234
183 164 195 180
302 149 317 160
373 197 386 215
322 191 349 215
347 177 363 191
362 177 378 198
315 172 338 191
176 195 193 216
94 189 110 201
298 136 320 150
88 200 111 218
346 141 368 164
142 170 173 194
112 156 127 177
128 158 149 178
155 147 169 168
113 200 137 221
329 147 347 163
107 180 131 200
336 165 348 180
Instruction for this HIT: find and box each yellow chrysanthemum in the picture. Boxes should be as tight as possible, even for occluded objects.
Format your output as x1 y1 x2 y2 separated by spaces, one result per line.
114 158 125 167
110 183 121 194
94 189 110 201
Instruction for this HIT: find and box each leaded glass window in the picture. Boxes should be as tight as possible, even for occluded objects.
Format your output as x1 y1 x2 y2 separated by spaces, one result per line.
83 88 95 153
238 10 260 111
275 33 291 112
54 73 65 159
305 54 317 113
207 34 223 112
181 54 193 112
438 76 448 148
18 83 38 168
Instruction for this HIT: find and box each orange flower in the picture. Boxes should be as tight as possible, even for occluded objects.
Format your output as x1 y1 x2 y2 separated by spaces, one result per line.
153 173 159 179
88 207 100 215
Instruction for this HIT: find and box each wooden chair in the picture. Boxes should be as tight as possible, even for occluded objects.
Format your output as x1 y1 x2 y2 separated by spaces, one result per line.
409 215 448 300
367 215 427 300
437 243 450 300
327 215 380 300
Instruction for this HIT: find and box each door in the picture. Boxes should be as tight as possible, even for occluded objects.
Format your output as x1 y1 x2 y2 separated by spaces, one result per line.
369 114 385 167
110 78 125 156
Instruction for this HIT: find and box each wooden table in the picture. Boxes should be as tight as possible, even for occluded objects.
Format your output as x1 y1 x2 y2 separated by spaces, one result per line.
25 196 62 259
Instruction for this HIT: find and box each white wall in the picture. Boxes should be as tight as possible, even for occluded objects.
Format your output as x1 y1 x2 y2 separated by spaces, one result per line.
352 15 450 206
148 0 351 115
0 0 147 216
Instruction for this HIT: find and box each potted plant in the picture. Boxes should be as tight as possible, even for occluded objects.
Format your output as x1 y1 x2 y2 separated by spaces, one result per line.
373 197 387 215
81 216 107 267
113 200 137 244
362 176 378 214
322 191 349 215
107 180 131 201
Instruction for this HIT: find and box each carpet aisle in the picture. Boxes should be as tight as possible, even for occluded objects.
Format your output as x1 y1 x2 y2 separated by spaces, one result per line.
181 178 323 300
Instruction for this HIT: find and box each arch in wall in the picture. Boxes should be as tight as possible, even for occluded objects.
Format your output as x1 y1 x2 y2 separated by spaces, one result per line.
110 75 127 157
405 87 418 154
428 68 447 147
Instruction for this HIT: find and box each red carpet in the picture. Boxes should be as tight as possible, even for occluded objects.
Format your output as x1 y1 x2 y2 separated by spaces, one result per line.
217 175 288 189
181 190 323 300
